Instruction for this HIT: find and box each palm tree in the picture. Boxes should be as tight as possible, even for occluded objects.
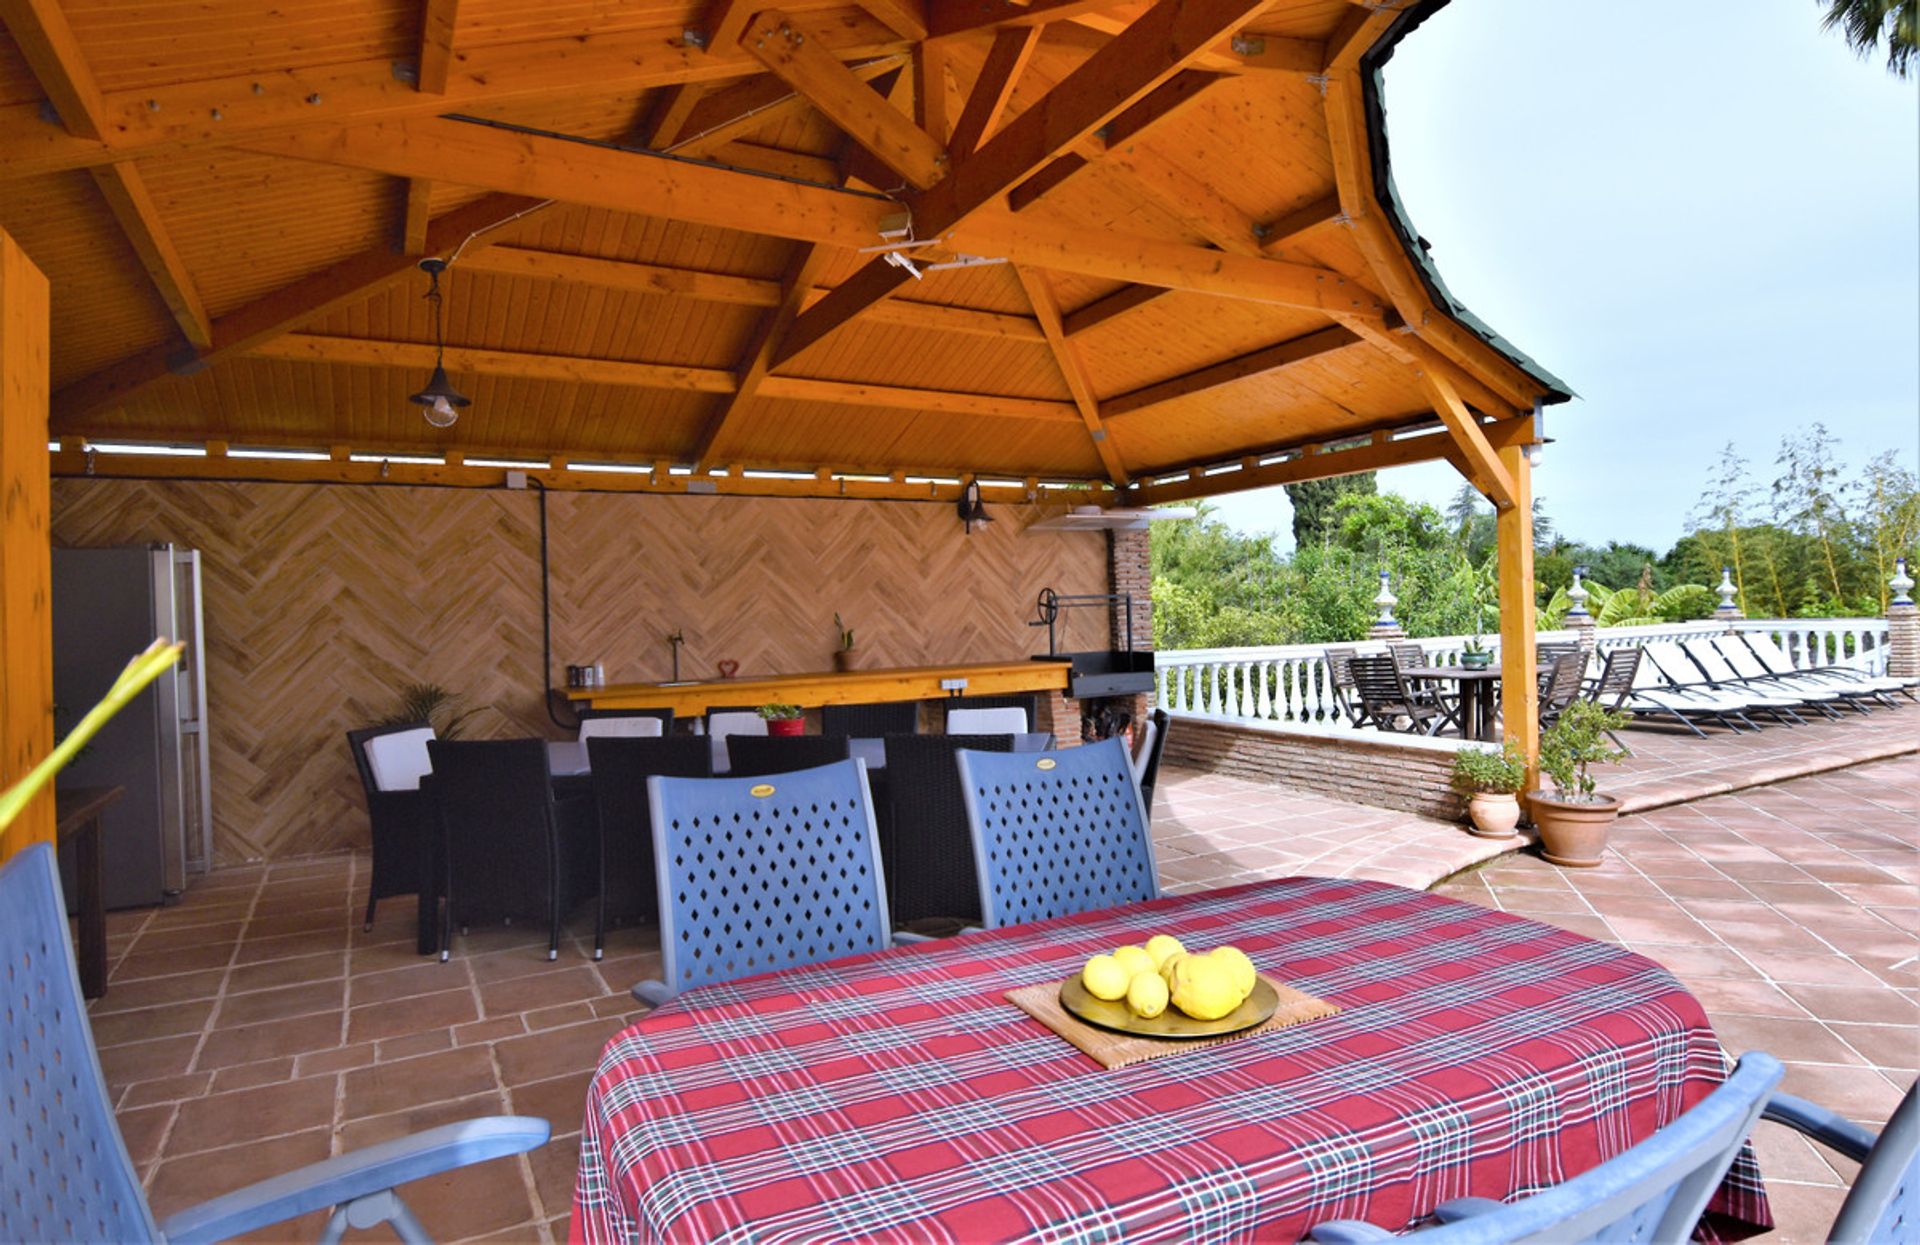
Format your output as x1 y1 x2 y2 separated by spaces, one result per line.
1821 0 1918 77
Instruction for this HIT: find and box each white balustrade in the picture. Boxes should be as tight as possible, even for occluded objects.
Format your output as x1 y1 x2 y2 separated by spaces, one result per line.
1153 616 1890 730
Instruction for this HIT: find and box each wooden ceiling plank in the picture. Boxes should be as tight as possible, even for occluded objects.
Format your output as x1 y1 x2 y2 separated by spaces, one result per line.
86 163 213 349
1102 324 1360 420
758 375 1075 419
0 0 107 137
416 0 463 94
947 26 1040 155
1062 283 1168 337
929 0 1133 39
860 0 929 42
1103 142 1262 256
400 178 434 255
695 242 834 466
0 20 915 179
1132 430 1452 505
741 10 947 191
53 192 548 426
768 254 906 370
1419 368 1516 511
1005 69 1216 212
1013 265 1126 483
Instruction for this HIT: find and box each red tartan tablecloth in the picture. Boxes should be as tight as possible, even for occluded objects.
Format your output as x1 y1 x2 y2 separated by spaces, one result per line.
571 877 1769 1243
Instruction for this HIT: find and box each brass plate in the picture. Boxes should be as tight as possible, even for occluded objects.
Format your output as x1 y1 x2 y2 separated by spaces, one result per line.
1058 975 1279 1040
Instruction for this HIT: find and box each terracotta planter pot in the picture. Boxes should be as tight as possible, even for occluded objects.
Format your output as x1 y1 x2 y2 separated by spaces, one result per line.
767 717 805 737
832 649 858 673
1529 792 1620 867
1465 792 1521 838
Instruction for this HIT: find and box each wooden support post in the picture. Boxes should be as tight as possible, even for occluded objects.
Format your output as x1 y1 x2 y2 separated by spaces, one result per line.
0 227 54 859
1495 441 1538 795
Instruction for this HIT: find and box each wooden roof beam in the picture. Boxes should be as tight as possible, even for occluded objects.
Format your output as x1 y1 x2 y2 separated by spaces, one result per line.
1014 265 1127 484
854 0 928 40
1420 369 1516 511
1102 325 1361 421
1131 428 1454 506
416 0 462 93
930 0 1134 39
0 0 213 349
1005 68 1217 212
0 19 914 179
741 10 947 190
399 178 433 254
776 0 1265 367
244 332 1080 423
1257 193 1344 256
694 242 834 467
1062 284 1169 337
947 26 1040 155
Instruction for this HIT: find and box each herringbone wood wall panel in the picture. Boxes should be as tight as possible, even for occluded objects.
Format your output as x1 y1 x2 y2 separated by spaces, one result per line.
50 479 1105 864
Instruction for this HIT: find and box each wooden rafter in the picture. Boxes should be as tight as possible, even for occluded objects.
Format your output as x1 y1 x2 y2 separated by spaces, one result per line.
1063 284 1167 337
0 0 212 349
853 0 927 40
930 0 1132 39
947 26 1039 155
0 19 914 179
768 253 906 369
1102 325 1362 421
741 10 947 190
693 243 833 467
912 38 950 142
1132 428 1455 505
1258 193 1343 255
399 179 434 254
1419 368 1516 511
775 0 1269 367
1005 69 1220 212
1013 266 1127 484
415 0 462 94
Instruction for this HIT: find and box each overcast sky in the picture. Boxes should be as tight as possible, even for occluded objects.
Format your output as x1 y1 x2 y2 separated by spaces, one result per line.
1204 0 1919 553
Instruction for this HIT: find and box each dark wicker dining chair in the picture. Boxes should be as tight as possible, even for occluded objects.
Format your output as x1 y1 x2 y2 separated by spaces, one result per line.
587 736 711 956
821 701 919 738
426 739 584 963
726 735 850 777
345 720 435 933
882 733 1015 924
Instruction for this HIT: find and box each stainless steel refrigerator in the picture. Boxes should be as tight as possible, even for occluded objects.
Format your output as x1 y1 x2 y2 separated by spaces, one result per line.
52 544 213 909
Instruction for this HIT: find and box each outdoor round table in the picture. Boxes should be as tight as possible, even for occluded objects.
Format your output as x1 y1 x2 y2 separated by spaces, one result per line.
570 877 1770 1243
1404 664 1503 741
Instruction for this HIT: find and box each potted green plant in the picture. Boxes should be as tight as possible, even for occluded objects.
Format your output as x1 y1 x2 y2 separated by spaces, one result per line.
1450 739 1528 838
759 703 806 736
1532 699 1634 867
1460 637 1493 671
832 613 859 673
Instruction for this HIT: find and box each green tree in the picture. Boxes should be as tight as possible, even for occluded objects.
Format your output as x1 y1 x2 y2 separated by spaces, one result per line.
1820 0 1918 76
1284 472 1376 547
1772 424 1854 606
1851 449 1920 610
1689 443 1757 612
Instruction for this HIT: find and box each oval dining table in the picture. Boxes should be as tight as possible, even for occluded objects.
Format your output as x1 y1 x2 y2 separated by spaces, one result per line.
569 876 1770 1243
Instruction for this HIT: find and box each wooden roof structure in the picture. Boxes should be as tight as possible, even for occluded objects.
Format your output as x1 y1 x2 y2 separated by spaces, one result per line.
1 0 1569 508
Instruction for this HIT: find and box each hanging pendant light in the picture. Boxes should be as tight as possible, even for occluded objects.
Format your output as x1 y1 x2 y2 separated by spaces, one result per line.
409 258 469 429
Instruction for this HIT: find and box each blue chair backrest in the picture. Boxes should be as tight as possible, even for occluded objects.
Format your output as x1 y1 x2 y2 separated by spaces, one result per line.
1 844 161 1244
1837 1080 1917 1245
649 759 890 995
955 736 1157 928
1311 1052 1783 1243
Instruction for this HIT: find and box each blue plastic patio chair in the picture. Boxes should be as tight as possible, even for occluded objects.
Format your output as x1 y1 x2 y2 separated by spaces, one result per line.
955 735 1158 928
1305 1051 1782 1243
631 758 893 1005
0 843 549 1245
1761 1079 1916 1245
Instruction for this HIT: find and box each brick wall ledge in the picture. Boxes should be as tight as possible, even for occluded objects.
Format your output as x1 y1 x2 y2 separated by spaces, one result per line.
1160 712 1475 822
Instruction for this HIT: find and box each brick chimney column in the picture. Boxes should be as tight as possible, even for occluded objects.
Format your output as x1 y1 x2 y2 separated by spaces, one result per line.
1888 557 1918 680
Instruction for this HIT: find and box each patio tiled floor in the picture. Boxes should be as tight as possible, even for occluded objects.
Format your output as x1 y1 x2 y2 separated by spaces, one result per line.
1434 754 1918 1243
87 755 1915 1242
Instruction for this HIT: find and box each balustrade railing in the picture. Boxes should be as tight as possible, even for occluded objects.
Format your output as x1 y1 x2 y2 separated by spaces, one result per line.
1155 616 1889 732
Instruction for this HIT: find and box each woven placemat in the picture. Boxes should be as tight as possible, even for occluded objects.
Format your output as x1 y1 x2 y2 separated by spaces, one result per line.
1005 976 1340 1070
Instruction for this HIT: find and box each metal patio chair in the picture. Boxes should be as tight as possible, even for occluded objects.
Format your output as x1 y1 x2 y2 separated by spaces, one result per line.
1132 707 1171 824
1761 1079 1917 1245
1349 654 1448 735
630 758 893 1004
0 843 549 1245
1307 1051 1783 1243
956 736 1157 928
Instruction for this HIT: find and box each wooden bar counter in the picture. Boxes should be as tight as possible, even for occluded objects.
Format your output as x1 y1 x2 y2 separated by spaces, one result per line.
568 659 1070 716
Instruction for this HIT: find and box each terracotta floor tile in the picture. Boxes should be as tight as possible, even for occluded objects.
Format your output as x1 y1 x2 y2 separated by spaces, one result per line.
1714 1014 1869 1067
1685 976 1808 1020
392 1161 540 1243
353 960 465 1005
209 1056 298 1093
111 944 236 981
347 987 479 1044
225 950 346 993
378 1028 455 1062
120 1071 214 1109
1627 942 1760 981
88 968 230 1014
147 1128 335 1220
114 1102 177 1169
478 967 606 1018
336 1092 507 1153
98 1034 200 1088
495 1019 622 1087
195 1011 345 1070
296 1041 377 1077
527 1129 587 1221
1827 1022 1920 1073
1775 1062 1907 1124
508 1070 596 1135
128 921 246 953
168 1077 340 1155
232 927 351 965
1779 983 1920 1026
90 999 216 1049
343 1046 500 1120
214 979 347 1028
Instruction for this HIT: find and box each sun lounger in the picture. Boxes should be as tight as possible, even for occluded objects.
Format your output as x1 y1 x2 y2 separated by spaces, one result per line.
1642 642 1806 726
1707 636 1877 714
1738 632 1917 703
1682 637 1845 719
1621 646 1763 734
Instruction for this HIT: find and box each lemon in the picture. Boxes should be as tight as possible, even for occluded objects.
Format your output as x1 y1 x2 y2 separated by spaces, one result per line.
1111 945 1154 977
1126 970 1169 1019
1081 954 1131 1001
1209 946 1257 998
1169 955 1242 1021
1145 933 1186 970
1157 950 1188 985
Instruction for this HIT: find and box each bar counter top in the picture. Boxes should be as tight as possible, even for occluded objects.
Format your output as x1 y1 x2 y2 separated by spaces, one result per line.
567 658 1070 716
